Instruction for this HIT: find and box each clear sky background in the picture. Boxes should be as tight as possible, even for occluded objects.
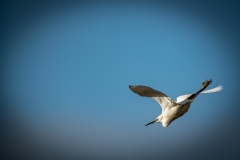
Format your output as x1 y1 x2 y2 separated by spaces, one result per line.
1 1 240 160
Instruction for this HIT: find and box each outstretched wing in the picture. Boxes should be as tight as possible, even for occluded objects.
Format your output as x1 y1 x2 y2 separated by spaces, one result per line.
176 94 192 104
176 85 223 103
129 85 176 109
200 85 223 93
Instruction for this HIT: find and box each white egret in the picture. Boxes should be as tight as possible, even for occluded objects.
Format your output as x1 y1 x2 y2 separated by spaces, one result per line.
129 79 223 127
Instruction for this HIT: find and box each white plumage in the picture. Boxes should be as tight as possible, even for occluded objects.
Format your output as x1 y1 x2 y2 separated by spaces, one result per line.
176 85 223 104
129 79 223 127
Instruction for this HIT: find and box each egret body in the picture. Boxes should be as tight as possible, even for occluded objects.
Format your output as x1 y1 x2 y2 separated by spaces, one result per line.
129 79 222 127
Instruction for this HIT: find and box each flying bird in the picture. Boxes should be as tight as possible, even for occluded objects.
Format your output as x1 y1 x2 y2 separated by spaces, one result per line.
129 79 223 127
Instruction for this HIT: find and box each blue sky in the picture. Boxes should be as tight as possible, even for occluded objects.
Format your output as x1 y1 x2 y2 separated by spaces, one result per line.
2 1 240 160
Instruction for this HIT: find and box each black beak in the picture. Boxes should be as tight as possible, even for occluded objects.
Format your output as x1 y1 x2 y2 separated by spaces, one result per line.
145 119 157 126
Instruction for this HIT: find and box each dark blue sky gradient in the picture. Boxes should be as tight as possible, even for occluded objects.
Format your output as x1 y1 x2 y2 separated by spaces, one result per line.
1 1 240 160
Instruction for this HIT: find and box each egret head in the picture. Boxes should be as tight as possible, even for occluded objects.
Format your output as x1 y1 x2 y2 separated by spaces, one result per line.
145 114 162 126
